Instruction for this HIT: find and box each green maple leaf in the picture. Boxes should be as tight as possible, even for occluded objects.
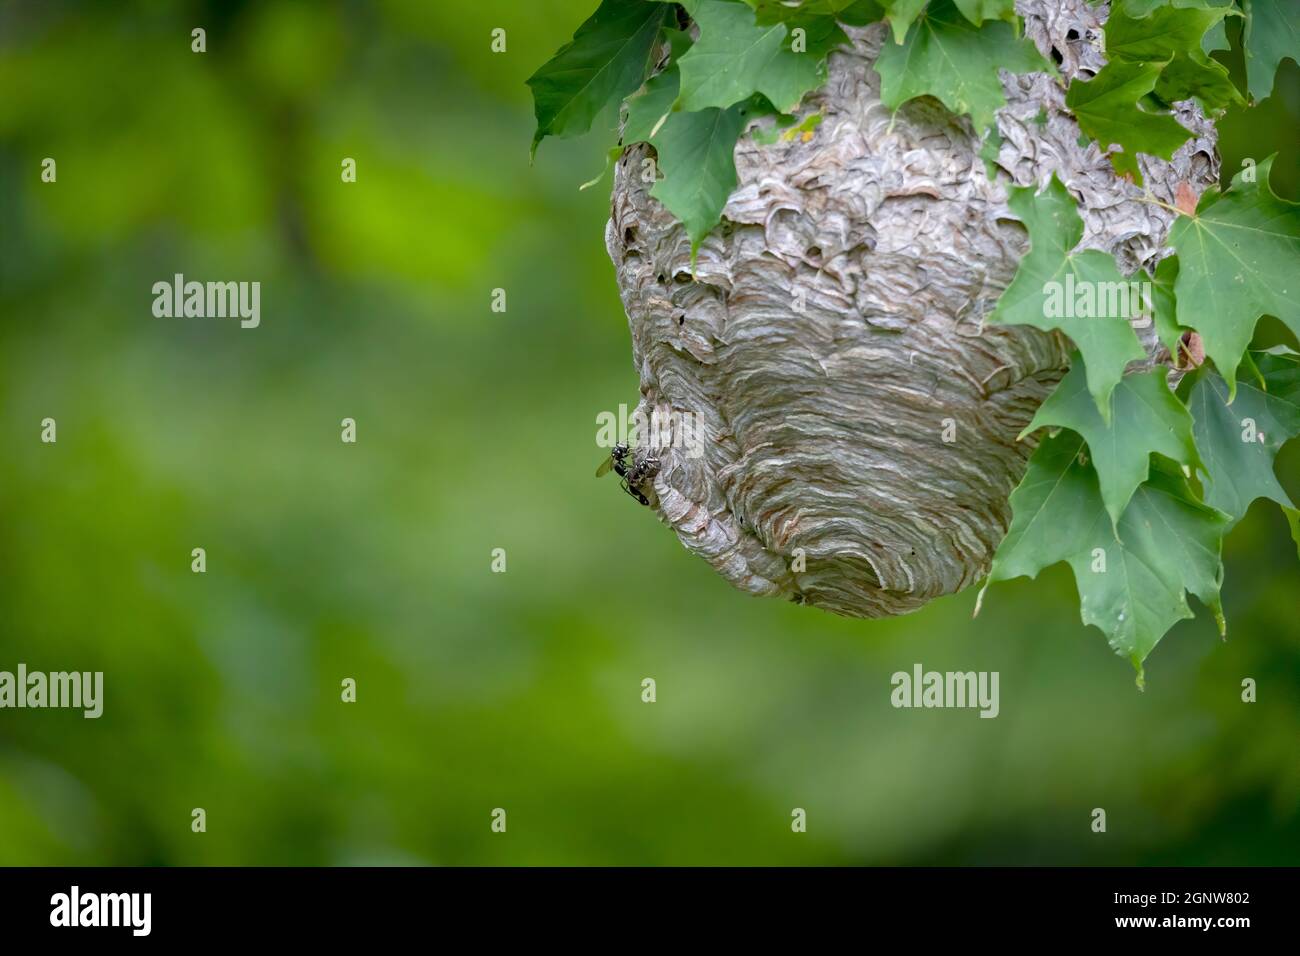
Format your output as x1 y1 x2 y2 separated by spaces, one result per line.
623 72 679 146
1166 155 1300 394
622 18 779 257
950 0 1017 27
1104 0 1230 63
981 430 1229 677
743 0 886 58
875 0 1051 132
1065 61 1192 179
880 0 931 44
1202 19 1230 55
1118 0 1236 21
745 0 880 16
648 103 751 255
1024 356 1201 525
1154 50 1244 112
1103 0 1241 111
987 175 1147 418
528 0 670 158
1149 255 1186 356
1120 0 1172 14
750 9 852 59
674 0 825 113
1243 0 1300 101
745 0 886 37
1187 348 1300 526
622 28 693 145
816 0 886 22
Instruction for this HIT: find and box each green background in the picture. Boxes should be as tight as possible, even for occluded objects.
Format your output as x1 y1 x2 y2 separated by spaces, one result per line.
0 0 1296 865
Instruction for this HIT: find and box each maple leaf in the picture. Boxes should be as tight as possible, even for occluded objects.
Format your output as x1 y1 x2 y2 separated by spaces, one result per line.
874 0 1052 132
1065 62 1192 180
528 0 670 158
1243 0 1300 101
1187 347 1300 526
981 431 1229 679
674 0 825 113
986 175 1148 418
1023 356 1201 525
1166 155 1300 394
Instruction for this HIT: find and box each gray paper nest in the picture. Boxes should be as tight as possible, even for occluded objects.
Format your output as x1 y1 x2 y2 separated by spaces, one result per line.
605 0 1219 617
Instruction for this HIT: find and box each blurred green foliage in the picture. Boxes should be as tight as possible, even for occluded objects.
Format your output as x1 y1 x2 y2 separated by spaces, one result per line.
0 0 1296 865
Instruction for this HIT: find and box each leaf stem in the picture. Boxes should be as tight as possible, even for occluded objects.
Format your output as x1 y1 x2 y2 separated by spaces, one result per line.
1133 194 1185 217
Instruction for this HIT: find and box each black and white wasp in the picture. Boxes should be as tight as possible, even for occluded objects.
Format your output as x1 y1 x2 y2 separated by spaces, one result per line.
596 442 659 506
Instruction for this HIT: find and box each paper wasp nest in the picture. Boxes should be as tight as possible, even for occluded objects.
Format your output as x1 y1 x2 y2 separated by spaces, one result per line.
605 0 1219 617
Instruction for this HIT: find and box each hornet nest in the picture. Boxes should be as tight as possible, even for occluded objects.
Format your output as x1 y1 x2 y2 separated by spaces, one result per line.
605 0 1219 617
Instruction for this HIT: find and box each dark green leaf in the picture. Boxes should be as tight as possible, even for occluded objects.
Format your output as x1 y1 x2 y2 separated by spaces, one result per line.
987 175 1148 417
1188 348 1300 525
675 0 825 112
951 0 1017 27
1102 0 1241 111
880 0 930 43
1149 255 1185 357
1065 61 1192 179
875 0 1052 132
982 431 1229 676
1243 0 1300 101
648 103 750 254
1166 155 1300 392
1024 357 1201 524
622 28 694 145
743 0 883 53
528 0 670 157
